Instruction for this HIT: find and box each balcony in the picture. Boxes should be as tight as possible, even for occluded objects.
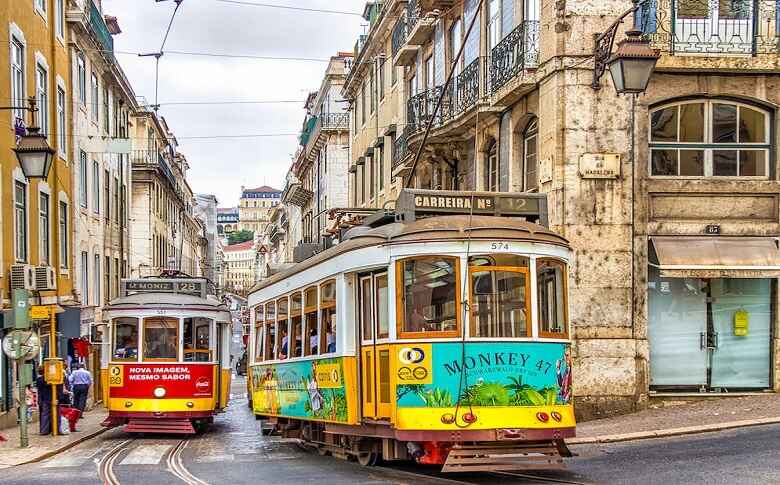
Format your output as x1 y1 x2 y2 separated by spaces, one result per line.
88 1 114 60
392 16 417 66
489 20 540 95
405 0 437 46
638 0 780 56
392 128 412 175
320 112 350 131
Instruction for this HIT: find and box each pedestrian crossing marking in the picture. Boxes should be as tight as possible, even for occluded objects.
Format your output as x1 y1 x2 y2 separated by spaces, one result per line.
119 444 173 465
42 447 102 468
195 453 234 463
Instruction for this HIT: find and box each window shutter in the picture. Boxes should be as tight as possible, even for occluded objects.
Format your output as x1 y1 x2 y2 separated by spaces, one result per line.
501 0 515 39
464 0 481 65
434 22 445 86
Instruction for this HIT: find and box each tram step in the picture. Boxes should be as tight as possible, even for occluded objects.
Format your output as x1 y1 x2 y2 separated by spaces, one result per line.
124 418 196 434
441 442 566 473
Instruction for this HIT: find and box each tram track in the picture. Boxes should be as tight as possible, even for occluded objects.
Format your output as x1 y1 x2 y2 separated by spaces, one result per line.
96 436 209 485
378 464 591 485
97 439 134 485
167 438 210 485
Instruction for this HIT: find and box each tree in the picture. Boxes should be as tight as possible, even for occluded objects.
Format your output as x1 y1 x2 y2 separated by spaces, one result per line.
228 229 254 245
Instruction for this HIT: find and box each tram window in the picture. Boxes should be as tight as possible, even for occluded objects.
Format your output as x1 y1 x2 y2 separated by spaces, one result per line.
537 259 568 338
143 317 179 361
277 297 289 359
468 254 529 268
397 257 459 337
360 278 373 341
254 305 265 361
320 280 336 354
470 268 530 338
290 292 303 358
112 318 139 361
304 286 318 356
265 301 276 360
183 317 213 362
376 274 389 339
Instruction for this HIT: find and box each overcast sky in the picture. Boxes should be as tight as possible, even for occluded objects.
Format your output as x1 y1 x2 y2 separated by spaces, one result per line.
103 0 366 208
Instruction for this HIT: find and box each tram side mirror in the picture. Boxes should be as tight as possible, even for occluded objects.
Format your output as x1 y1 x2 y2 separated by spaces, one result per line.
89 322 107 344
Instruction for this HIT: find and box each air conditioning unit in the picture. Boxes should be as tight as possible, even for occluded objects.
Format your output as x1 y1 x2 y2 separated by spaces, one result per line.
34 266 57 291
10 264 35 291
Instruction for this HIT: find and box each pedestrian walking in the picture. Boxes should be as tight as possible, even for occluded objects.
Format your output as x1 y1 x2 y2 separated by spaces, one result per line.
69 363 92 415
35 367 62 435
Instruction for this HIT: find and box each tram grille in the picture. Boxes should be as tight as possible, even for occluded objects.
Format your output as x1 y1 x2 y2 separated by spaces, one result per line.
441 441 566 473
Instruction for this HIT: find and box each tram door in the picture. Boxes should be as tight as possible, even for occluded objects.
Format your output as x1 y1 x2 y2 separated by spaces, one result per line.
359 273 392 420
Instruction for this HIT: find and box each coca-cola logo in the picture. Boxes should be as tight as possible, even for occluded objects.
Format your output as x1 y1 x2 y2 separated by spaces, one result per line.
195 377 210 392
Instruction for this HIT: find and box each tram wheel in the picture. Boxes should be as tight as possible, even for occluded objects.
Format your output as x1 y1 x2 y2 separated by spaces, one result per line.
316 446 329 456
261 425 274 436
356 452 379 467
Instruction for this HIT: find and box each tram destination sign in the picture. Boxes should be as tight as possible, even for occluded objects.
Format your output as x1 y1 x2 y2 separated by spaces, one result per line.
396 189 548 226
121 279 207 299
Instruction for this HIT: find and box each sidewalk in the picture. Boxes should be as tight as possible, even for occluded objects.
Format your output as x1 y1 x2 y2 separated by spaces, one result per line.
0 407 108 468
571 394 780 445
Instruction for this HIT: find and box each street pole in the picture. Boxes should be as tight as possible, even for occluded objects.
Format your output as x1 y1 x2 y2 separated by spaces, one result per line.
11 290 30 448
49 308 58 437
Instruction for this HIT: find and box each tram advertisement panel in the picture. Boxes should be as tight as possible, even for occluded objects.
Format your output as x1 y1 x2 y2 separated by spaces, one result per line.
108 364 215 398
250 357 351 423
396 342 572 408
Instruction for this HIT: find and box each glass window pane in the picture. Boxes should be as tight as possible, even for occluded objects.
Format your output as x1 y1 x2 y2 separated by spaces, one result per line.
537 260 567 336
678 0 708 18
400 257 458 335
143 317 179 360
471 269 528 337
468 254 529 267
719 0 751 19
679 150 705 176
679 103 704 142
739 106 766 143
651 106 678 142
651 149 678 175
184 317 212 362
112 318 139 361
712 103 737 143
376 275 389 339
739 150 767 176
361 278 373 340
713 150 738 176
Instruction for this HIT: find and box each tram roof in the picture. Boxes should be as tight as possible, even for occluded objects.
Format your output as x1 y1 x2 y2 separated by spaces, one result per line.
105 293 230 313
250 215 569 294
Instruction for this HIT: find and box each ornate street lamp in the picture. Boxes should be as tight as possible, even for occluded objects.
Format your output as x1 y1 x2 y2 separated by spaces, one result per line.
607 29 660 95
2 97 56 179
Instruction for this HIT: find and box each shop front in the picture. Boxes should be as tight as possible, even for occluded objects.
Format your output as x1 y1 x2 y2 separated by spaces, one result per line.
647 237 777 392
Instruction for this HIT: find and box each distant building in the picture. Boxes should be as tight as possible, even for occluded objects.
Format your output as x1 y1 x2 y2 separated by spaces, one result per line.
223 240 256 294
217 207 239 235
194 194 220 285
238 186 281 234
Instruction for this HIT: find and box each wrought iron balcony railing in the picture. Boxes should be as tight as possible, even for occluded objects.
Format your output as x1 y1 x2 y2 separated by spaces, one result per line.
320 112 350 130
392 128 411 170
406 0 421 36
88 0 114 58
407 86 444 133
489 20 540 94
392 16 408 58
449 58 481 117
637 0 780 55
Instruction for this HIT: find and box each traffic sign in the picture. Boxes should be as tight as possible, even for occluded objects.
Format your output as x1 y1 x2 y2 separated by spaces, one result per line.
30 305 51 320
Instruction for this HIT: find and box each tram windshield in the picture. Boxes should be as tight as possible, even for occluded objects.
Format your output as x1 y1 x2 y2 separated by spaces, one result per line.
143 317 179 361
469 255 530 338
183 317 213 362
537 259 568 338
398 257 459 337
112 318 139 361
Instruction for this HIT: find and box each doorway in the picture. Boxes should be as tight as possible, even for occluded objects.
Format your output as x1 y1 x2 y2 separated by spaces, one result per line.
359 273 391 420
648 269 772 391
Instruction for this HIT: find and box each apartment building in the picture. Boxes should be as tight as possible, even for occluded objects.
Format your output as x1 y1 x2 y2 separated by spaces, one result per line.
347 0 780 418
194 193 222 286
238 185 281 234
223 240 256 295
129 107 203 278
284 54 352 255
0 0 75 421
217 206 239 236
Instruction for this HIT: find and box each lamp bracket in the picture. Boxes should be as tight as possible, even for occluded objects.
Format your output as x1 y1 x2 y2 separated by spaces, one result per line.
592 0 647 90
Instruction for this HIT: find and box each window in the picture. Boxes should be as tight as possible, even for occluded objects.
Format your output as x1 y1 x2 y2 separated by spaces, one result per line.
104 255 110 303
104 169 110 221
103 86 110 133
80 251 89 304
379 56 386 100
449 18 462 71
537 259 568 338
143 317 179 361
391 54 397 85
39 192 50 265
469 254 530 338
370 68 376 113
14 181 27 262
92 161 100 214
524 118 538 191
113 257 119 296
276 297 289 359
77 55 86 106
376 274 389 339
114 175 120 222
369 155 375 200
36 64 48 137
425 56 434 91
397 257 459 337
94 253 101 304
35 0 46 13
59 201 68 268
264 302 276 359
57 87 66 156
91 72 99 123
377 145 384 192
650 100 770 177
290 292 303 358
184 318 213 362
361 83 367 125
304 286 318 356
485 141 499 191
11 38 25 122
488 0 502 48
112 318 139 361
254 306 265 361
79 151 88 207
320 280 336 353
55 0 65 39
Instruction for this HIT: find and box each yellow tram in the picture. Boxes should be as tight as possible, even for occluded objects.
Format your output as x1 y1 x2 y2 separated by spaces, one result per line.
101 275 232 434
247 190 575 472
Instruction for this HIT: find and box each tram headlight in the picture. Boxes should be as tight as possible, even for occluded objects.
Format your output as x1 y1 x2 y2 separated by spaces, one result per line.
153 387 167 398
186 401 194 408
124 401 133 408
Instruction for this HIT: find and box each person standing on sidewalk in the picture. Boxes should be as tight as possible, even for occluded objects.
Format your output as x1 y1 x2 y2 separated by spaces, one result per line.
69 363 92 415
35 367 62 435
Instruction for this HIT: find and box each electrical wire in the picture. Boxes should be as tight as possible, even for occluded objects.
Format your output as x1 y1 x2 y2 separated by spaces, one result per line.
214 0 363 16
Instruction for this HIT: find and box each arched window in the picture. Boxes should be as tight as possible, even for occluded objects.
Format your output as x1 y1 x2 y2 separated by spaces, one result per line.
485 141 499 191
650 99 770 177
523 118 538 191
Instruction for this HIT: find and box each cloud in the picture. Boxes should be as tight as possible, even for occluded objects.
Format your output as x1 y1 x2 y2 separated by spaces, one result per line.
103 0 365 205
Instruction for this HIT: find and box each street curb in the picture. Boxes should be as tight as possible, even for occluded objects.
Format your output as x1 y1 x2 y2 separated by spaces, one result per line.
14 425 109 467
568 416 780 445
